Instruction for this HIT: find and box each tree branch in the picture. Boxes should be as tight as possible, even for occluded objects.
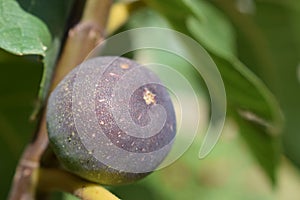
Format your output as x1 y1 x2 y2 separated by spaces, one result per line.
52 0 112 88
8 0 113 199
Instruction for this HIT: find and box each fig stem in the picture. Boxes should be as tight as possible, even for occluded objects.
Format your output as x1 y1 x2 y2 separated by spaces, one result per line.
8 0 113 199
37 168 120 200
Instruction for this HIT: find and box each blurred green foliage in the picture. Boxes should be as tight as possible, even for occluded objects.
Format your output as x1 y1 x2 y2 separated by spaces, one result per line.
212 0 300 170
0 0 299 199
138 0 282 183
0 50 42 199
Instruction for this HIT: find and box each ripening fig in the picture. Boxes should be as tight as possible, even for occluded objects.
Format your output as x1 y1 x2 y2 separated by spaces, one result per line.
46 56 176 185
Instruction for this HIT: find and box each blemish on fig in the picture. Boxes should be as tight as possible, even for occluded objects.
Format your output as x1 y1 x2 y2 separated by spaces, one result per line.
120 63 129 69
109 72 119 77
137 113 142 120
143 88 156 105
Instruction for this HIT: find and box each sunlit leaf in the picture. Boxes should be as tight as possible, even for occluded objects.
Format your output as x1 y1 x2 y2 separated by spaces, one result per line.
0 0 51 56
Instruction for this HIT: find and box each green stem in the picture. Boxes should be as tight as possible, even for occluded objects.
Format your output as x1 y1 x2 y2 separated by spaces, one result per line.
37 168 120 200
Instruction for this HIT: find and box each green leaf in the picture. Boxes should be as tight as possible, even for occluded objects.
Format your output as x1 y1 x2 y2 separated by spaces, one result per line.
212 55 282 183
16 0 76 118
142 0 193 32
212 0 300 169
0 0 76 117
185 0 236 58
233 110 280 185
143 0 283 183
0 0 51 56
32 37 60 119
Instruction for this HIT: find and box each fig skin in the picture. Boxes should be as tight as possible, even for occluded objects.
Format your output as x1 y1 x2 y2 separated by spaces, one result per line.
46 56 176 185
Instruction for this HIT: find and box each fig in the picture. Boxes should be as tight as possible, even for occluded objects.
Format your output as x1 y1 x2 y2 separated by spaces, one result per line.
46 56 176 185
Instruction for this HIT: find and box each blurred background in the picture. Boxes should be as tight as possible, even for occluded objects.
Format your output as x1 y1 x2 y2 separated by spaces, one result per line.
1 0 300 199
